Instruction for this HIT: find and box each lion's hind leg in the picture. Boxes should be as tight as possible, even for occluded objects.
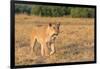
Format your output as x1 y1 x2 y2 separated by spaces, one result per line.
30 37 37 56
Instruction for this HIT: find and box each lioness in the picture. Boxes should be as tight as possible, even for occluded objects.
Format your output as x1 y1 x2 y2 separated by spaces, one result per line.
30 23 60 56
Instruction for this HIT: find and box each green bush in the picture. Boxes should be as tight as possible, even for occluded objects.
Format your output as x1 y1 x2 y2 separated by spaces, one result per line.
15 4 95 18
31 6 70 17
15 4 32 15
70 7 94 18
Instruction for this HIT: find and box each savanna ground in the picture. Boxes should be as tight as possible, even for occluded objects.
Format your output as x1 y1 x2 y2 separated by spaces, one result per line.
15 14 94 66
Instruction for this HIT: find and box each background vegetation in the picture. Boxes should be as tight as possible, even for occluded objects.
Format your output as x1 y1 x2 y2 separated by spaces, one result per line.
15 4 95 18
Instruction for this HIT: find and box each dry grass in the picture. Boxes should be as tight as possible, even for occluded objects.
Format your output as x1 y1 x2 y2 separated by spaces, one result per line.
15 14 94 66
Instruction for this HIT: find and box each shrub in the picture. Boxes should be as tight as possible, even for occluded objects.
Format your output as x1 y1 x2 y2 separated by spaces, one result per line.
15 4 95 18
70 7 94 18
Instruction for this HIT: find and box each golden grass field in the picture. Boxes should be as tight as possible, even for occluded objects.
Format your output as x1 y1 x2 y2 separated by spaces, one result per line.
15 14 95 66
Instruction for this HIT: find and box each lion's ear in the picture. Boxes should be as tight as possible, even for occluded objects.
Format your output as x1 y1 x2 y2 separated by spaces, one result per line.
49 23 52 27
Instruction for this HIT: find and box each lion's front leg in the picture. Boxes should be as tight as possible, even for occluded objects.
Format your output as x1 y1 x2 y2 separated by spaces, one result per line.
41 43 49 57
41 45 44 56
44 43 50 56
50 43 55 55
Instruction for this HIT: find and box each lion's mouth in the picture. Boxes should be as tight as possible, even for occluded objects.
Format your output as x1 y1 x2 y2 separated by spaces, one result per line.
51 33 58 40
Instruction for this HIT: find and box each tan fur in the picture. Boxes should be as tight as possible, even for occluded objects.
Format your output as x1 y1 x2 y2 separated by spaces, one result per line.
30 23 60 56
